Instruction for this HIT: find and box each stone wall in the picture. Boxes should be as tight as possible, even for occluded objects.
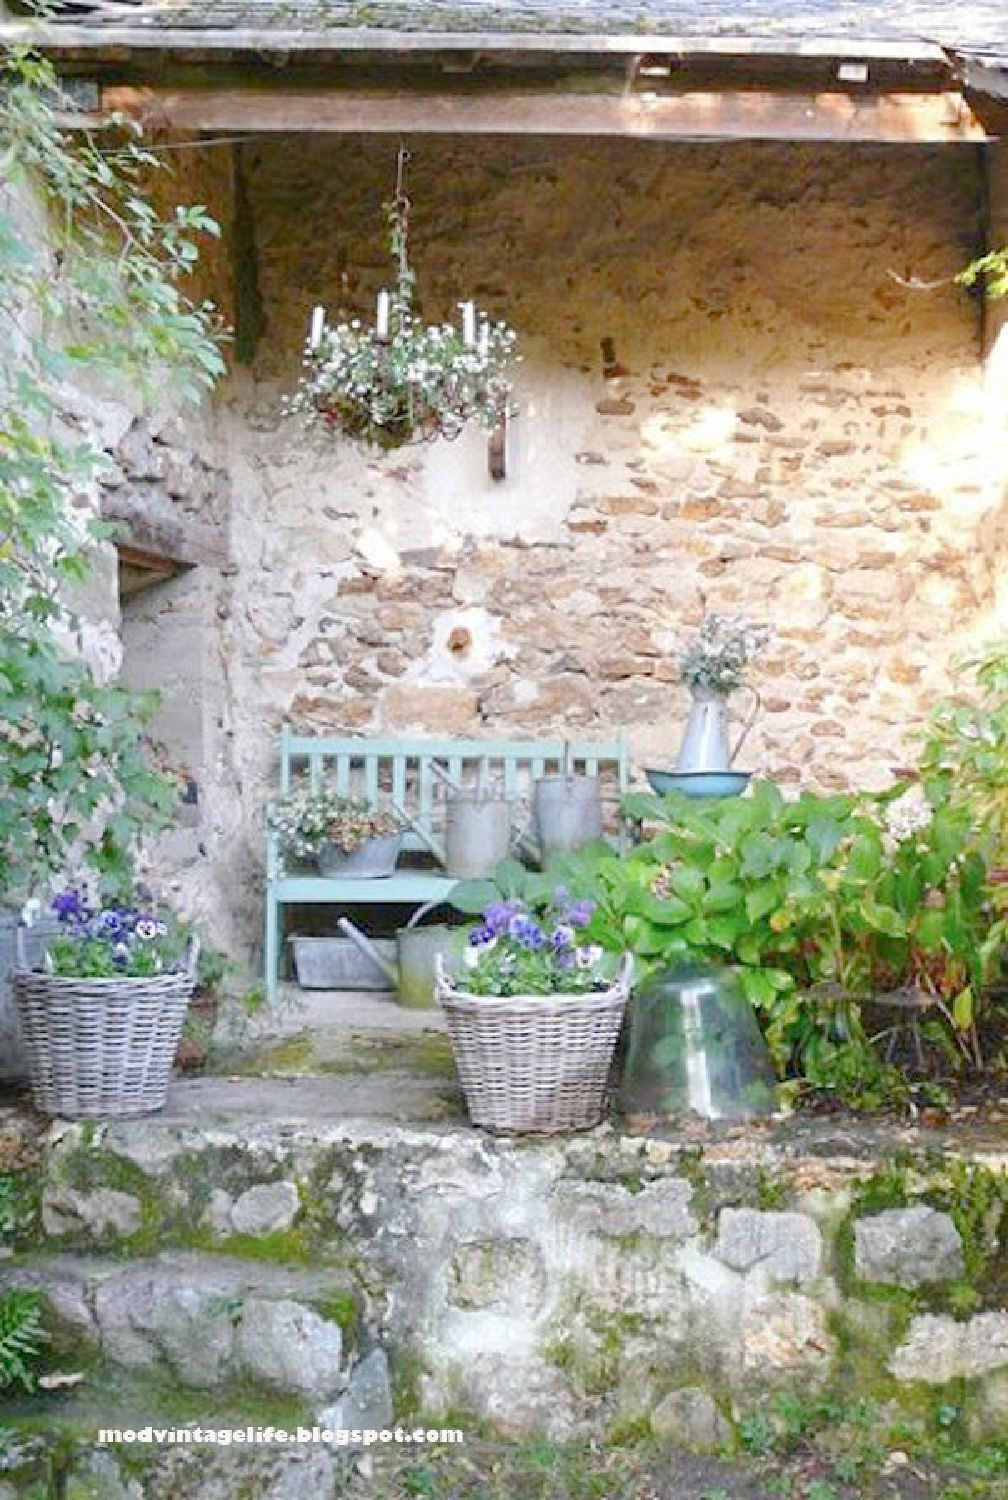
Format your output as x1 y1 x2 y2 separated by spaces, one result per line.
11 1116 1008 1451
111 135 1008 963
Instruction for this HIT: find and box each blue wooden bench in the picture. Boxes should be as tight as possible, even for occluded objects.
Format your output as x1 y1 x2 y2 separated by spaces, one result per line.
264 728 629 1001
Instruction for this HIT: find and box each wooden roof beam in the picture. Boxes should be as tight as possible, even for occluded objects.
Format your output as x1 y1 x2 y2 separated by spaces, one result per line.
99 85 988 144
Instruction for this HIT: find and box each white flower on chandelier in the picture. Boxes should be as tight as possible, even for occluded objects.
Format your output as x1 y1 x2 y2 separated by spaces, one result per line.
286 151 520 450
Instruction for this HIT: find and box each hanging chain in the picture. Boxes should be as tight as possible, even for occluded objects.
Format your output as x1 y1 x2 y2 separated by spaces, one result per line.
390 145 414 309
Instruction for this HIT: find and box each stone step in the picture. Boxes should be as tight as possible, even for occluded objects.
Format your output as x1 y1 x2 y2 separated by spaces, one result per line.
7 1250 362 1402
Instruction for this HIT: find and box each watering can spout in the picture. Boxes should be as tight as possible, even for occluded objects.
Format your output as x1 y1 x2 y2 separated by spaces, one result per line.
336 918 399 986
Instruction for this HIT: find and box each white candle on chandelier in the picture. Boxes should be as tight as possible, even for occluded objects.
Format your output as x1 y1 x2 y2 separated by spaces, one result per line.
376 289 391 340
309 305 325 350
478 319 489 359
461 300 476 348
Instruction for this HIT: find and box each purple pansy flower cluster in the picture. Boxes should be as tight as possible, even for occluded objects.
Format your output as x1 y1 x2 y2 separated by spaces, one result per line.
462 888 608 997
47 890 184 979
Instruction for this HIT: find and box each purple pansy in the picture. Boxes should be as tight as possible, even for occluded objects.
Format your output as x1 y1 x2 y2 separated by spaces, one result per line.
484 900 519 936
52 889 86 921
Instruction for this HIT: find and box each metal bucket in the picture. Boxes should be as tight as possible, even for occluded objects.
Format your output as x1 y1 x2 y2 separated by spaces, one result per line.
0 914 60 1080
317 834 403 878
445 794 512 878
532 775 603 859
396 924 467 1009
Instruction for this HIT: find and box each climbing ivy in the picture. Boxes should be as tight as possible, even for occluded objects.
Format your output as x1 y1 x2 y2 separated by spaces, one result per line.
0 46 225 904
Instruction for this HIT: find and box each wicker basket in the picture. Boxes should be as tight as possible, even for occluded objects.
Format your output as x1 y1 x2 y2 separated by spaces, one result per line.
12 934 199 1119
435 956 630 1134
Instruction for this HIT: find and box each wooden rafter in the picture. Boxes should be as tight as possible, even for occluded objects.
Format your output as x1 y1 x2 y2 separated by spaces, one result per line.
99 84 987 143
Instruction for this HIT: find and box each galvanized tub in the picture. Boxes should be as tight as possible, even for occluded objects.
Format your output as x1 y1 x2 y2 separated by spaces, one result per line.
316 834 403 878
291 936 398 990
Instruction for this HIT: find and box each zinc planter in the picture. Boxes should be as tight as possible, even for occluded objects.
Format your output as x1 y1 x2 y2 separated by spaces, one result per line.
435 956 630 1134
316 834 403 878
12 935 199 1119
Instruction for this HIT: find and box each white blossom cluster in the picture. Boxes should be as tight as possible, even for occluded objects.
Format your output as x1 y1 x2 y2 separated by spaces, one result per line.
883 784 934 846
289 305 519 448
678 612 774 694
267 783 403 861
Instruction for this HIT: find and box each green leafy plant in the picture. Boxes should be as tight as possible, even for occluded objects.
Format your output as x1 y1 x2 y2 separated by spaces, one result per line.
570 781 857 1069
0 48 225 905
559 776 1004 1099
957 248 1008 301
0 1290 44 1392
920 643 1008 886
808 781 1004 1069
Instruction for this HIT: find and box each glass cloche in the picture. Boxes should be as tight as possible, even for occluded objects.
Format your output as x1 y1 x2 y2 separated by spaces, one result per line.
619 964 777 1122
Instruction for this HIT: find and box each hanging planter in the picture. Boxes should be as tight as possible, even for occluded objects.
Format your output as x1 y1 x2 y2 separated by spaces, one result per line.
290 148 520 450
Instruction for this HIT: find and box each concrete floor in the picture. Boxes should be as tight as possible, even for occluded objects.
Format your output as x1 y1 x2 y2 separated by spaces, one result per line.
265 984 447 1034
160 981 465 1126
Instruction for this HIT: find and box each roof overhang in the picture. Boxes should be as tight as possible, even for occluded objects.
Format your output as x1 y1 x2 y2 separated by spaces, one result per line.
0 19 994 144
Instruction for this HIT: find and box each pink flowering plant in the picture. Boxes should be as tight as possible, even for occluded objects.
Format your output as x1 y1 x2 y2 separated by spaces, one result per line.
460 888 614 997
42 889 189 978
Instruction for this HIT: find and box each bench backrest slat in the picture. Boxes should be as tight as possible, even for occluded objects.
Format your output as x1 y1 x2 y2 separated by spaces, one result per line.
277 730 628 843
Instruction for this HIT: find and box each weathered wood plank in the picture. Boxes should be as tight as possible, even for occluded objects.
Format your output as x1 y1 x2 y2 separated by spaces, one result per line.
99 85 987 142
100 496 228 569
0 22 948 63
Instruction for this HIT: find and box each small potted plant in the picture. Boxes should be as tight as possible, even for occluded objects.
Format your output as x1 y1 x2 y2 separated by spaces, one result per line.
436 881 630 1134
13 888 198 1118
267 784 405 877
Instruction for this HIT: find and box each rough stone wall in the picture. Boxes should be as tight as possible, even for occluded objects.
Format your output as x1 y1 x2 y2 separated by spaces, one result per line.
127 135 1008 962
13 1118 1008 1447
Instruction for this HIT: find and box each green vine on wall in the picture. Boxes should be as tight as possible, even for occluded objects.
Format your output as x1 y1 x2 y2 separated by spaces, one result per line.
0 47 225 903
957 248 1008 300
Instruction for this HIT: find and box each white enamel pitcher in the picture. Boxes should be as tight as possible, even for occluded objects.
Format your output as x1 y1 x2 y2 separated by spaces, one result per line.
674 687 760 774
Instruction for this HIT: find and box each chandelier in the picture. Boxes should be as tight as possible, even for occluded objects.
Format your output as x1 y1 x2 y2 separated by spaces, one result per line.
291 149 519 451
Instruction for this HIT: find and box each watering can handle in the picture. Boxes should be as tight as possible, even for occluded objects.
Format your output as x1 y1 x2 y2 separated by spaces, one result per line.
391 799 446 868
732 686 761 766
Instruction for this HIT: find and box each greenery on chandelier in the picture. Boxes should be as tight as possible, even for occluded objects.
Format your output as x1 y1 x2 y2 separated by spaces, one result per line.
290 166 519 448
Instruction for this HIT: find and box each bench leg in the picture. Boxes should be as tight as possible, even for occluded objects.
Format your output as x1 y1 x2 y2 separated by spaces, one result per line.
265 896 282 1006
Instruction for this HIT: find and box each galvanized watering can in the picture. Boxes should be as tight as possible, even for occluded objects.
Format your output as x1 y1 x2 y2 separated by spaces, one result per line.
337 909 466 1009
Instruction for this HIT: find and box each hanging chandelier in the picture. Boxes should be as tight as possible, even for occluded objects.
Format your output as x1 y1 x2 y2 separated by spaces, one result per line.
290 148 519 450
